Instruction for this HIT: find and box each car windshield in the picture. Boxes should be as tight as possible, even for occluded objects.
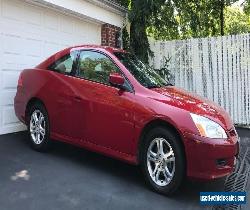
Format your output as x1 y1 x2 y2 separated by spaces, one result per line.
114 52 170 89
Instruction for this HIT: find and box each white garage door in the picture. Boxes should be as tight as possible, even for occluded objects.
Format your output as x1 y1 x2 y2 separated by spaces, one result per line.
0 0 101 134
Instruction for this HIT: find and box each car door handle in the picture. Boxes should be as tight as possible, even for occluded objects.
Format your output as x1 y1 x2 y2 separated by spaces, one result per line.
74 96 82 102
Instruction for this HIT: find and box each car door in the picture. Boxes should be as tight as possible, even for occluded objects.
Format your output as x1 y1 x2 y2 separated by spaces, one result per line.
47 50 84 141
73 50 135 154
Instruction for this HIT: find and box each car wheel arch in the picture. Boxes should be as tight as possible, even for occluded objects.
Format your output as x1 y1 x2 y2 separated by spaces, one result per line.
25 97 47 124
137 119 187 172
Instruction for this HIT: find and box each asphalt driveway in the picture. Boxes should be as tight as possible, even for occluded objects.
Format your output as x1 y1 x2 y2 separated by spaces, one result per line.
0 128 249 210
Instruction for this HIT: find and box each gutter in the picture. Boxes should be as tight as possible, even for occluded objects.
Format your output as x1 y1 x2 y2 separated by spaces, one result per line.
85 0 128 16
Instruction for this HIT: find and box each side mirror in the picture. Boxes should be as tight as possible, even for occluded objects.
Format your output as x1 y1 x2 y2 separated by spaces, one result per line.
109 72 125 88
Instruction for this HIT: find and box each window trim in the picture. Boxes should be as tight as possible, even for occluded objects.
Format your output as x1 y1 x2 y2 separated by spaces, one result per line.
48 51 79 76
75 49 134 93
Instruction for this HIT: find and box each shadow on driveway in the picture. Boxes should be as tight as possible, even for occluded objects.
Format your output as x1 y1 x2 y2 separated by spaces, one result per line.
0 128 249 210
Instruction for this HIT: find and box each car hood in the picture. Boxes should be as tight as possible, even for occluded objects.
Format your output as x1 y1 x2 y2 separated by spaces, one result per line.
151 86 233 130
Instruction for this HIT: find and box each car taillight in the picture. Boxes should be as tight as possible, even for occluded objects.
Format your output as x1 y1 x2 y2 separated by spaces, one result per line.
17 73 23 87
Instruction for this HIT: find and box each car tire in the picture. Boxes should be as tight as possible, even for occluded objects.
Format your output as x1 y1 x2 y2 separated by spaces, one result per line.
27 102 51 152
140 126 185 195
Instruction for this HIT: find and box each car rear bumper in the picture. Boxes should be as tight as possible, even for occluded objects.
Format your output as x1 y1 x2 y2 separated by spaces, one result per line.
183 131 239 180
14 88 26 124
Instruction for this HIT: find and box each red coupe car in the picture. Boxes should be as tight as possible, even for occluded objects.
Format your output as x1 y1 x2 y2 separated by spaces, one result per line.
14 45 239 195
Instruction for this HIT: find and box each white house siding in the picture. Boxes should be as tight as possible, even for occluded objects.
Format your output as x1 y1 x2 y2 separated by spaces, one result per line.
28 0 125 27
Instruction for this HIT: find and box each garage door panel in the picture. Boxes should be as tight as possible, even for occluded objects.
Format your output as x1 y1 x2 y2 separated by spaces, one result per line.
3 37 42 57
60 17 74 34
0 123 26 134
2 0 24 22
24 33 44 42
1 23 26 38
0 71 3 90
86 27 101 44
43 36 63 46
24 39 42 57
0 90 16 106
0 0 2 17
2 71 19 89
22 56 42 68
77 20 90 34
44 42 63 57
22 4 42 26
2 35 24 55
44 11 60 31
2 53 34 70
2 106 19 125
1 60 19 71
60 35 81 46
1 1 42 40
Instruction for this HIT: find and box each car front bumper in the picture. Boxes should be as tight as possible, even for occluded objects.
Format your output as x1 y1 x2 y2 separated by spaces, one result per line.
183 131 239 180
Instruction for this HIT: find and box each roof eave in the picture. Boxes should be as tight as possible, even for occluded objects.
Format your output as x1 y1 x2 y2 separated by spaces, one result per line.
86 0 128 17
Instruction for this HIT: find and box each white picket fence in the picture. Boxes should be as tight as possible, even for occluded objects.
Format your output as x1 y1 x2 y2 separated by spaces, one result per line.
149 34 250 126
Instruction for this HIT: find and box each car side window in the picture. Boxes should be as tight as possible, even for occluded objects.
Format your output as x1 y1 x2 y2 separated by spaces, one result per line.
78 51 120 85
49 51 77 75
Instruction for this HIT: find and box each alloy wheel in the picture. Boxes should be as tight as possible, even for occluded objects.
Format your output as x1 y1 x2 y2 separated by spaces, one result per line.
147 137 175 186
30 110 46 145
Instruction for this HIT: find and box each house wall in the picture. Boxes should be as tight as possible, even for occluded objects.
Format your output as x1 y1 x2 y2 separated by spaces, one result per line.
101 23 121 47
25 0 126 27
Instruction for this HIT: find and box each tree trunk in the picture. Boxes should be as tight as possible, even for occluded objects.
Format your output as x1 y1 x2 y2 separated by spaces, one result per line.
220 0 224 36
130 20 150 64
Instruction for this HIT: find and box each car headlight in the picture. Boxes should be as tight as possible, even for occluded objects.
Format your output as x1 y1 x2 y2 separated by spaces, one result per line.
190 113 227 139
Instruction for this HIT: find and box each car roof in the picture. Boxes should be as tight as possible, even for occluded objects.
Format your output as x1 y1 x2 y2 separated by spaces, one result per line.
36 45 127 69
66 45 127 54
